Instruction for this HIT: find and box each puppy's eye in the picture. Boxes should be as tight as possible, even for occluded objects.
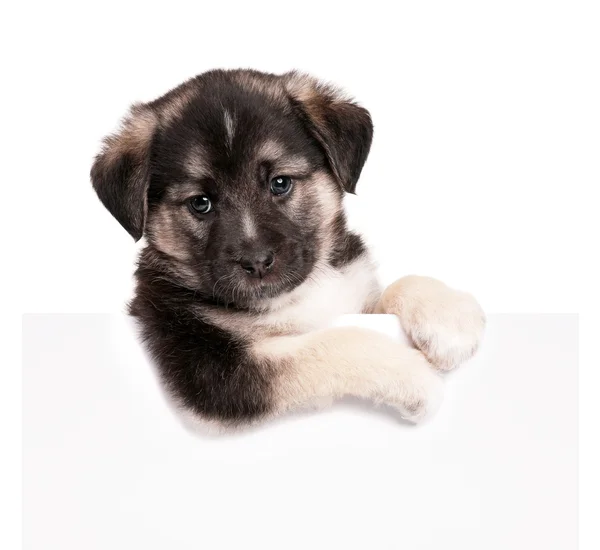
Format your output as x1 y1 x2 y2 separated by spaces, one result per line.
188 195 212 214
270 176 293 196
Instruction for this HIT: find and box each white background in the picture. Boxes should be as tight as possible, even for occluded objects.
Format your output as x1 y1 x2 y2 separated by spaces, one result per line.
3 1 599 549
23 314 578 549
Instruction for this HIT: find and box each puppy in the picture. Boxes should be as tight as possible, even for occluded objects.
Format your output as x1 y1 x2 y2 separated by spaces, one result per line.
91 69 485 428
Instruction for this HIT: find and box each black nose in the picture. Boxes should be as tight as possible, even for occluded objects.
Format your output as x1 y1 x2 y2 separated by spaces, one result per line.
239 251 275 279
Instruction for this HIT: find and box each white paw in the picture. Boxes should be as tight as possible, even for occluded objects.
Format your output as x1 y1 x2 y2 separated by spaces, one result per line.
380 276 486 371
386 349 445 423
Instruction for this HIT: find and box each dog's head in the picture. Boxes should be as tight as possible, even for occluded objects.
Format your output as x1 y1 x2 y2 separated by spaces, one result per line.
91 70 373 307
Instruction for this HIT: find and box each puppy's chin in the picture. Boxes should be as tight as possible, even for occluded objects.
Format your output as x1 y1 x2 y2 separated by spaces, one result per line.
213 271 307 309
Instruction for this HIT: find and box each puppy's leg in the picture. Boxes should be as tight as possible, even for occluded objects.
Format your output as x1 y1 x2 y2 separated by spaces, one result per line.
255 327 444 423
374 275 485 371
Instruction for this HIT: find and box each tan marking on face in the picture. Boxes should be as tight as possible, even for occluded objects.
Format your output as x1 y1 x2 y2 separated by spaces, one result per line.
312 170 342 224
164 181 207 203
258 139 286 160
241 210 257 239
258 140 311 175
148 203 196 262
223 109 236 148
285 169 341 232
272 156 312 176
184 147 210 180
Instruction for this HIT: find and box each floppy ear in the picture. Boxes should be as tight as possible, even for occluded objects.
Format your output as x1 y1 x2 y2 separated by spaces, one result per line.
90 104 158 241
284 72 373 193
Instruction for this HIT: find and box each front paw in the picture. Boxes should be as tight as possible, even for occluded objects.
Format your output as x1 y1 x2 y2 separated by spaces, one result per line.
378 276 486 371
384 348 445 423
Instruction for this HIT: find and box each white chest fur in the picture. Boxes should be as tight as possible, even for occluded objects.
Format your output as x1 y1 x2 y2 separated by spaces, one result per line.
257 255 381 334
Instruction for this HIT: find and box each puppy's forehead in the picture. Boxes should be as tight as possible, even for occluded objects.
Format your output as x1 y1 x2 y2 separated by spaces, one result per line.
160 75 323 180
184 138 313 180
